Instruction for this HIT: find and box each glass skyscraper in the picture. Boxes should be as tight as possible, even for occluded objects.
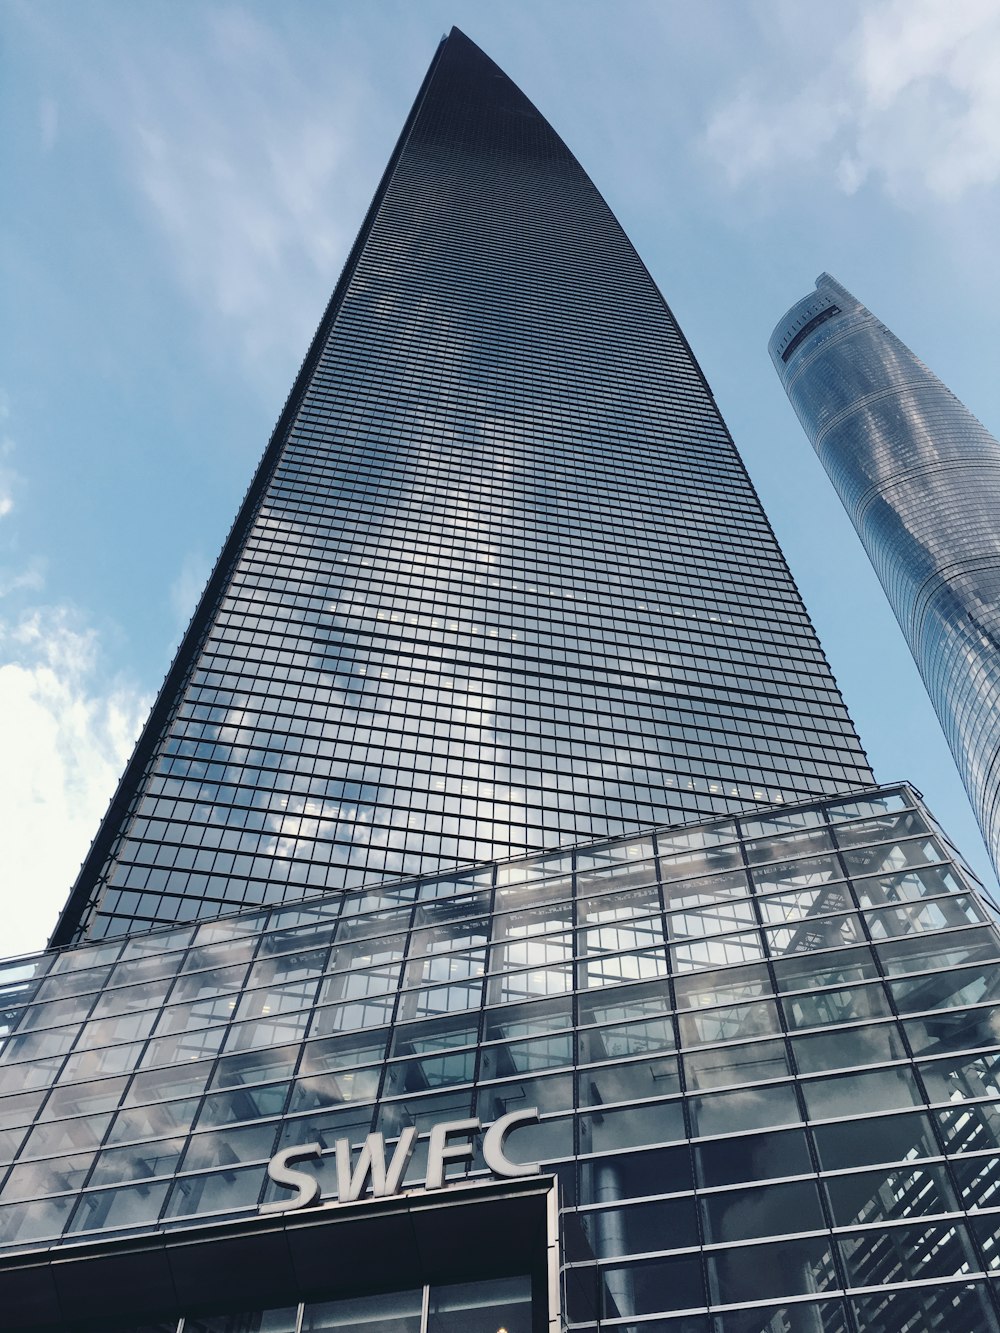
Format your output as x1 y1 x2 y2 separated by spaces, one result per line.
770 273 1000 879
5 27 1000 1333
53 31 871 947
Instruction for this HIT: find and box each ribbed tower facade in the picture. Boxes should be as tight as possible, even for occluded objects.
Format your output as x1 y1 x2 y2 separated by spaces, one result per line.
770 274 1000 877
54 35 871 945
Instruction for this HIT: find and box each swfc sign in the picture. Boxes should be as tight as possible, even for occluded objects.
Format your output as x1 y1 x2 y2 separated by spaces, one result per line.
260 1107 540 1214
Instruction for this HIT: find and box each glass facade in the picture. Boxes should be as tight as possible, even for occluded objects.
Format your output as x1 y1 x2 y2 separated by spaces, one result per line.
770 273 1000 879
54 30 872 945
5 786 1000 1329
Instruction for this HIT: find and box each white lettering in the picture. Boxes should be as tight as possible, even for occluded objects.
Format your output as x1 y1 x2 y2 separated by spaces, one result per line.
260 1142 322 1214
335 1128 418 1202
258 1108 542 1214
425 1116 479 1190
482 1108 540 1178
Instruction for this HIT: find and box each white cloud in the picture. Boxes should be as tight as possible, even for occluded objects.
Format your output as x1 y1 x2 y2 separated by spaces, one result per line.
704 0 1000 200
0 607 149 957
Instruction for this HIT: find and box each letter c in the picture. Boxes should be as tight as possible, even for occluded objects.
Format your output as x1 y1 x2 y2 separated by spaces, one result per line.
260 1142 322 1214
483 1107 540 1178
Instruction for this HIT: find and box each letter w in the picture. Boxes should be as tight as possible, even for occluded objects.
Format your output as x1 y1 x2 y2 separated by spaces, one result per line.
335 1127 417 1202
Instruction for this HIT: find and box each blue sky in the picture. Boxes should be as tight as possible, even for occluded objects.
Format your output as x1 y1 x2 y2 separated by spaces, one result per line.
3 0 1000 954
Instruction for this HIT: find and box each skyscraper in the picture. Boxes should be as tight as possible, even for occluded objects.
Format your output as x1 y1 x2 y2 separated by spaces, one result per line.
770 273 1000 878
53 31 872 947
6 28 1000 1333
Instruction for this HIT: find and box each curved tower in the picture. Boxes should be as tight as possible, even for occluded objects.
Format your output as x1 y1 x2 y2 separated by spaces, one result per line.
771 273 1000 873
53 36 873 944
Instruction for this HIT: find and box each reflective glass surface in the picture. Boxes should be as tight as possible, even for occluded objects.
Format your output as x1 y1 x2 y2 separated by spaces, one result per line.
771 272 1000 878
4 785 1000 1329
60 33 871 943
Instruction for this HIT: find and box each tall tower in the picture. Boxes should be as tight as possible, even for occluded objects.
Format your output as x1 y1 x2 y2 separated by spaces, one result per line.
4 30 1000 1333
771 274 1000 877
54 34 871 945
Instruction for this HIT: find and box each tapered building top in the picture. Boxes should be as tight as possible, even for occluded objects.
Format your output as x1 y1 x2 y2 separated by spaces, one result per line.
54 31 871 944
771 273 1000 875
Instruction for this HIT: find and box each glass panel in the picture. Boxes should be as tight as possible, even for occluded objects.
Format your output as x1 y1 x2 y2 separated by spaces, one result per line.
574 1197 698 1259
377 1090 474 1138
482 1032 572 1077
670 932 763 973
866 895 986 938
579 1017 674 1065
578 1144 693 1203
600 1255 704 1317
163 1164 265 1218
0 1089 46 1130
715 1301 849 1333
20 1112 113 1159
289 1067 382 1113
878 928 1000 977
811 1110 939 1170
751 855 843 894
89 1137 186 1186
921 1051 1000 1102
791 1022 904 1073
426 1276 532 1333
771 947 877 993
125 1062 214 1105
301 1289 423 1332
890 961 1000 1013
849 1283 998 1333
0 1153 94 1202
688 1083 801 1137
39 1071 129 1125
700 1179 824 1242
195 1082 290 1129
824 1163 958 1226
212 1046 300 1089
107 1098 201 1145
477 1071 572 1120
185 1307 297 1333
756 883 853 924
903 1006 1000 1056
833 808 927 846
694 1128 811 1187
0 1195 73 1245
579 1057 680 1106
182 1122 280 1171
392 1015 479 1057
684 1039 789 1090
839 1221 974 1284
579 1100 683 1153
679 998 780 1048
708 1235 836 1303
801 1066 922 1119
744 825 833 862
853 864 966 908
764 915 863 957
665 898 755 940
674 963 771 1008
303 1032 392 1077
781 983 890 1031
67 1180 170 1233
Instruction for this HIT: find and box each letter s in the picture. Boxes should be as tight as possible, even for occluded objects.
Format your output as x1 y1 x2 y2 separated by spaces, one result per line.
482 1108 540 1178
260 1142 322 1214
